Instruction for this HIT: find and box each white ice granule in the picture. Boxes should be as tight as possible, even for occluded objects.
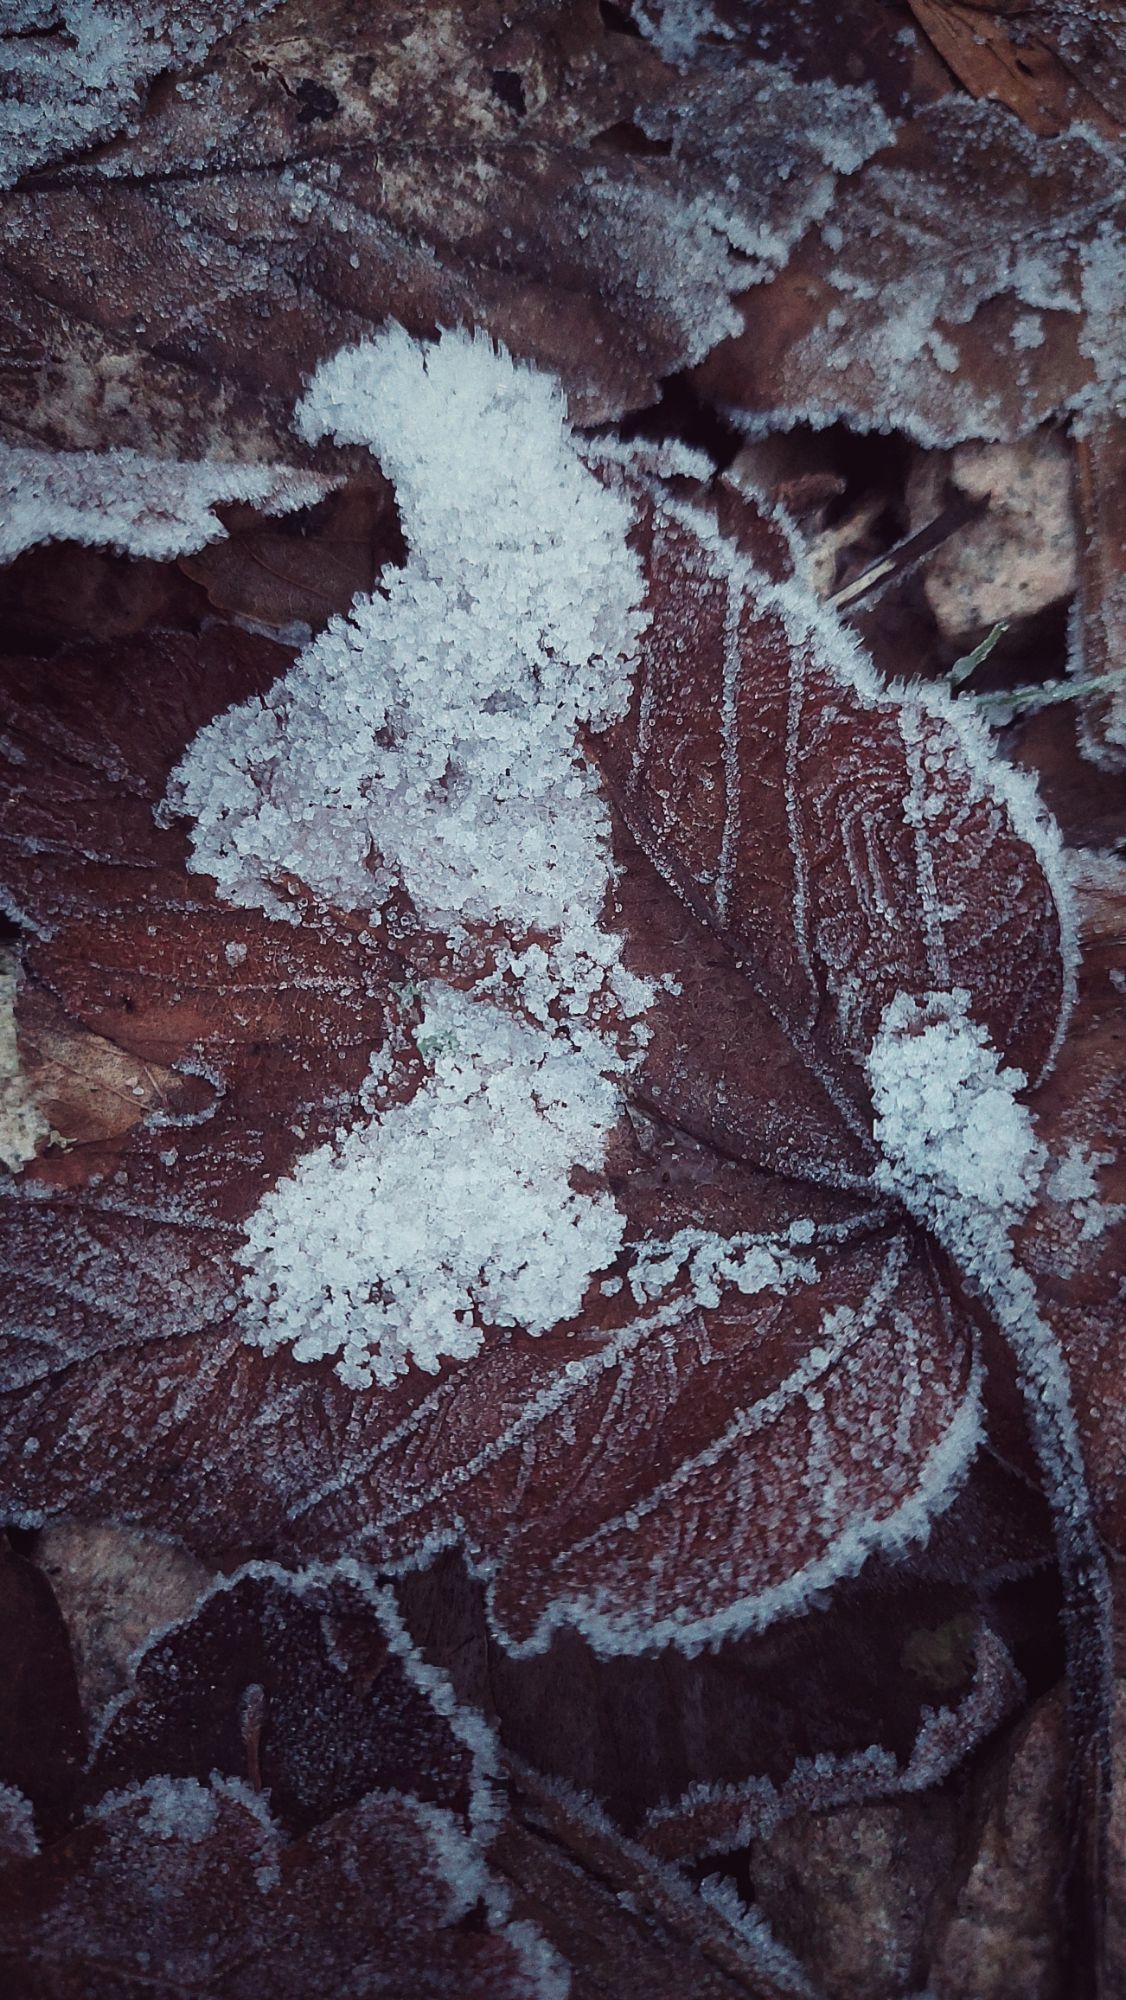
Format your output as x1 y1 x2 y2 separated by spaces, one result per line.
168 326 647 941
867 989 1046 1242
165 327 660 1385
239 984 626 1386
134 1775 219 1845
1046 1138 1125 1247
628 1227 817 1310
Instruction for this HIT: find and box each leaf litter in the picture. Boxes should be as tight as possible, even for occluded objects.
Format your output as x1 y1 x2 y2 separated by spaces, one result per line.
1 4 1125 1993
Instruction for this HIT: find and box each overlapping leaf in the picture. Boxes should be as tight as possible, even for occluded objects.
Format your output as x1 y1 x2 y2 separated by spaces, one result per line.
0 0 894 456
695 98 1125 445
0 461 1077 1671
0 1564 562 2000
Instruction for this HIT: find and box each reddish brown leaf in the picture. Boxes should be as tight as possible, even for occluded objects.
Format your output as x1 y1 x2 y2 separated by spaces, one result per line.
0 1543 85 1842
0 0 895 453
906 1 1126 139
694 101 1124 446
0 461 1075 1681
87 1564 478 1836
0 1562 567 1996
179 478 405 636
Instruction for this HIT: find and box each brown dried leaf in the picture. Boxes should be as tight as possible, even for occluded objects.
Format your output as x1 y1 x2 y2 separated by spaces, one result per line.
0 1563 562 1998
179 478 405 635
694 101 1124 446
906 1 1126 139
16 984 211 1149
0 469 1072 1679
0 0 894 453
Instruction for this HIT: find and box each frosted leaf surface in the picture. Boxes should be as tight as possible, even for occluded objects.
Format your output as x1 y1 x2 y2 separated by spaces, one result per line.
698 101 1126 445
0 1 276 187
240 985 626 1386
0 1565 564 1996
0 0 892 457
0 415 1083 1670
0 445 331 564
0 1781 560 1998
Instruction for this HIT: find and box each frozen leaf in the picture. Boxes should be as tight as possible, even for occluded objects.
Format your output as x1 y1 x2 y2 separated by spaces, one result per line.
493 1762 814 1999
0 1780 556 1999
86 1562 485 1837
1017 854 1126 1551
0 1 279 187
397 1539 1047 1851
0 406 1083 1680
0 1563 564 1997
695 100 1126 446
0 0 893 456
628 0 955 114
0 445 334 565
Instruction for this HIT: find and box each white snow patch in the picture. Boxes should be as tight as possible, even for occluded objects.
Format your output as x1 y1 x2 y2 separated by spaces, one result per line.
868 990 1046 1235
169 326 645 950
239 985 625 1387
167 328 658 1384
1047 1139 1125 1247
0 445 330 563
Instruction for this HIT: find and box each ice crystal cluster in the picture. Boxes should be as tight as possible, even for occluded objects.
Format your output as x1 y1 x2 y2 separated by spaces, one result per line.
170 327 653 1386
0 444 326 562
240 987 627 1386
868 989 1046 1249
170 326 646 939
868 990 1099 1586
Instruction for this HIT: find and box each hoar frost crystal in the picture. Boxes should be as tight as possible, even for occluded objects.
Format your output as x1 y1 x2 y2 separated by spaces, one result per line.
170 327 653 1385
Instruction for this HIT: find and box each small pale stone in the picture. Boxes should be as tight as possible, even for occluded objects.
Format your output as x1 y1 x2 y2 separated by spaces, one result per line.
908 433 1078 643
